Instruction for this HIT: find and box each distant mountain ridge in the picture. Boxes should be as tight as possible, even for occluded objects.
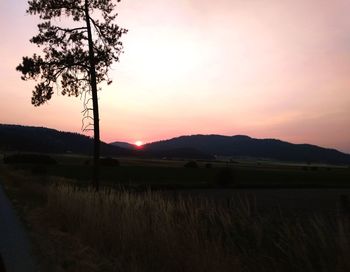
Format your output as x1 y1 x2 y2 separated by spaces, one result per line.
0 124 131 156
110 141 137 150
0 124 213 159
1 124 349 164
110 141 214 159
144 134 350 164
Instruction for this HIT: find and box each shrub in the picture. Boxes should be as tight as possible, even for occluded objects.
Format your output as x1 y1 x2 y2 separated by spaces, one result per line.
100 157 120 167
205 163 212 169
230 159 239 164
31 165 48 176
184 160 199 168
84 157 120 167
215 167 236 187
3 153 57 165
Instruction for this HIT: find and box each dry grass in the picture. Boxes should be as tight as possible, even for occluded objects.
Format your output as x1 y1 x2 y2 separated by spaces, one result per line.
2 166 350 271
46 184 350 272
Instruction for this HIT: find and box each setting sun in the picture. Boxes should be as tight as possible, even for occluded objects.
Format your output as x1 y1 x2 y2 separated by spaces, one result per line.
134 140 143 147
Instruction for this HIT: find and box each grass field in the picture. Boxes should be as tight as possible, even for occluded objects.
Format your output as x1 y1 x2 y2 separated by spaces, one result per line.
1 165 350 272
2 153 350 271
4 153 350 188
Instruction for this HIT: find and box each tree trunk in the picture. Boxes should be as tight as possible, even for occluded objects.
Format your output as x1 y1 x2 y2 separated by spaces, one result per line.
85 0 100 191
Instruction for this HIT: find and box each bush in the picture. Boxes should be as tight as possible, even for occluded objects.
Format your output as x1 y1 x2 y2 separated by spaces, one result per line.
31 165 48 176
205 163 212 169
230 159 239 164
215 167 236 188
184 161 198 168
100 157 120 167
3 153 57 165
84 157 120 167
84 159 91 165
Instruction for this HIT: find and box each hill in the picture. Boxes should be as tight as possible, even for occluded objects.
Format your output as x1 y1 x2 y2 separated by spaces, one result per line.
110 141 137 150
146 147 214 160
3 125 349 163
110 141 214 159
144 134 350 164
0 124 131 156
0 124 213 159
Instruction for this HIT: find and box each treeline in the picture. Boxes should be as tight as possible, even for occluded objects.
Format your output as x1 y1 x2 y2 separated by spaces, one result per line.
0 124 130 156
0 124 214 160
145 135 350 164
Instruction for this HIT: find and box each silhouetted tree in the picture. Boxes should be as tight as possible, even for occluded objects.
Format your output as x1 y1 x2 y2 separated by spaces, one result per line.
184 160 199 168
16 0 127 191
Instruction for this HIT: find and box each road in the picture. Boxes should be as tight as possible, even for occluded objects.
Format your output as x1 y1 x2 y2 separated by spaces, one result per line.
0 182 38 272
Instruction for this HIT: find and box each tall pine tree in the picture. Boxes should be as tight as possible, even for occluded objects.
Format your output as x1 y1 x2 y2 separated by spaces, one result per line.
17 0 127 191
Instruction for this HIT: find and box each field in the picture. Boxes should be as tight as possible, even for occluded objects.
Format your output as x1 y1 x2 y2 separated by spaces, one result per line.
2 153 350 271
4 153 350 188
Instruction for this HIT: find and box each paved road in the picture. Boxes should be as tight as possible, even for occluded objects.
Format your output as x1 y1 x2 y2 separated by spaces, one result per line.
0 183 38 272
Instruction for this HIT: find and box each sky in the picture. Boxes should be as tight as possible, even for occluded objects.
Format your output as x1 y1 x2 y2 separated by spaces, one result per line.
0 0 350 152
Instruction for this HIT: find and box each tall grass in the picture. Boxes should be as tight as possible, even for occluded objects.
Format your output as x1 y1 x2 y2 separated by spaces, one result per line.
45 184 350 272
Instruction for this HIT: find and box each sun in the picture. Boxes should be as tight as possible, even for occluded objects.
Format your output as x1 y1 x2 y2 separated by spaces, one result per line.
134 140 143 147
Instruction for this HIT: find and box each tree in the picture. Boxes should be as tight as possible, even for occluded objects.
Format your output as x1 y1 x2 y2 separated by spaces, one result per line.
16 0 127 191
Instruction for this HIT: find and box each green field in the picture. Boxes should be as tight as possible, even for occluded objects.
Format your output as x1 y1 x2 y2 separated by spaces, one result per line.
3 153 350 188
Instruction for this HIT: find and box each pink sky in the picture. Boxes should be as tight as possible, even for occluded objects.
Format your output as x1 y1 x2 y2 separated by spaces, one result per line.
1 0 350 152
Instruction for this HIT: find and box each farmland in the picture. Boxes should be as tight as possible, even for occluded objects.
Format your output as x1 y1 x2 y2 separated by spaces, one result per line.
4 153 350 188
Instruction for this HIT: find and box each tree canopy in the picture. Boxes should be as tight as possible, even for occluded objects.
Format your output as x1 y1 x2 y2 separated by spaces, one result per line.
17 0 127 106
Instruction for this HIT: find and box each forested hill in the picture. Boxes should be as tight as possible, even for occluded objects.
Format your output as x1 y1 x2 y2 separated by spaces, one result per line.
144 135 350 164
0 124 131 156
3 125 350 164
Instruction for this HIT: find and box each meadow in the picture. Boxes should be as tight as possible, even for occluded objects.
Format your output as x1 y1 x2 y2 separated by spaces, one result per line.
1 154 350 271
5 153 350 188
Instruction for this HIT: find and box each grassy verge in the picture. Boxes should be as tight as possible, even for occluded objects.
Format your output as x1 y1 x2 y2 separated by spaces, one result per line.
1 165 350 271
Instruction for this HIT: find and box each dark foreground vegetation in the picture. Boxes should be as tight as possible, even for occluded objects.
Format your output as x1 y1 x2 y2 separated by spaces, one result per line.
3 153 57 165
1 163 350 272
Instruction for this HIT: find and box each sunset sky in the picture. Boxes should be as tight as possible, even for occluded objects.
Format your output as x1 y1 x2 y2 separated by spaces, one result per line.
1 0 350 152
